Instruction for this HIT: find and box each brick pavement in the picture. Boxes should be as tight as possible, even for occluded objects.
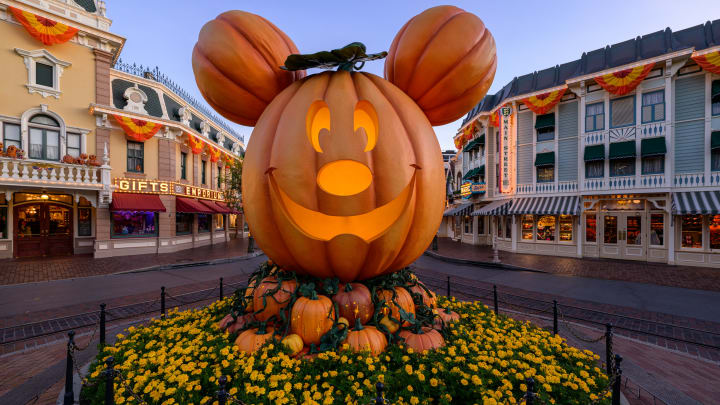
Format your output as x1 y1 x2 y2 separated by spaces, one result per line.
431 237 720 292
0 236 250 286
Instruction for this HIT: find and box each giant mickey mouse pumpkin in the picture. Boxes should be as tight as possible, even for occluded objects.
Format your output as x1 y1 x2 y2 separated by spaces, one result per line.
194 6 495 355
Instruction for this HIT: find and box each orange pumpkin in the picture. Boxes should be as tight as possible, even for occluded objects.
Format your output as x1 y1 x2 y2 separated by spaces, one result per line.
384 5 497 125
433 307 460 330
242 71 445 282
192 11 305 126
252 276 297 321
281 333 304 356
409 283 437 308
234 326 276 353
377 287 415 326
333 283 374 325
290 292 335 345
343 319 388 356
399 327 444 352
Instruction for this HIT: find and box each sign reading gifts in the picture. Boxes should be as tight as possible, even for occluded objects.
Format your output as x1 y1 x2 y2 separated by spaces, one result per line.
114 178 224 201
498 105 515 194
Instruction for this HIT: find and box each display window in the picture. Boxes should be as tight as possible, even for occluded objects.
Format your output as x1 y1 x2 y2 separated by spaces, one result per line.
198 214 211 233
176 213 193 235
603 215 618 244
681 215 702 248
505 216 512 239
229 214 238 229
496 217 502 238
559 215 573 241
463 216 472 233
650 214 664 246
477 216 485 235
0 195 7 239
216 214 225 230
710 215 720 250
111 211 158 238
77 207 92 237
521 215 533 240
585 214 597 243
536 215 555 241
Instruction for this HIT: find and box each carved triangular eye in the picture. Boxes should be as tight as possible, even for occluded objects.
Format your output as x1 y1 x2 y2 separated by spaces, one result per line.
306 100 330 153
354 100 378 152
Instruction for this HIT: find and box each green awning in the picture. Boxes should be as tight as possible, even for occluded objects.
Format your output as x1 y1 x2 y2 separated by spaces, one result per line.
712 131 720 150
534 151 555 166
477 165 485 177
535 113 555 129
641 137 667 157
463 168 480 180
609 141 636 159
463 138 480 152
584 144 605 161
477 134 485 145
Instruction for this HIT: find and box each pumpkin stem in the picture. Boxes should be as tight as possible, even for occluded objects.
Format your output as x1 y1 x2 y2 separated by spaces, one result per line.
354 318 364 331
344 283 353 292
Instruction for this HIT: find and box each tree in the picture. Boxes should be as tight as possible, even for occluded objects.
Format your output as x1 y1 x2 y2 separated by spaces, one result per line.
220 158 243 237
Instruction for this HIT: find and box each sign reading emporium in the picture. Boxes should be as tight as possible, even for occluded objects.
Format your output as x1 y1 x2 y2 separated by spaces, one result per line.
113 178 224 201
499 105 515 194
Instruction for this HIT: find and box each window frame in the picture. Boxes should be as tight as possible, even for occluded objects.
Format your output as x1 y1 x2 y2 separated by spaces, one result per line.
35 61 54 88
28 116 61 161
110 211 159 239
680 214 703 249
711 80 720 117
66 132 81 158
712 149 720 172
610 158 635 177
14 48 71 99
610 95 636 129
585 160 604 178
180 152 187 180
536 165 555 183
3 122 21 152
201 160 207 184
641 90 665 124
641 155 665 175
127 141 144 173
585 102 605 132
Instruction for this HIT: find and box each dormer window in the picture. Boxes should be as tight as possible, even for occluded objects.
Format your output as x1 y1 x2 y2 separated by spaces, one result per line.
15 48 71 99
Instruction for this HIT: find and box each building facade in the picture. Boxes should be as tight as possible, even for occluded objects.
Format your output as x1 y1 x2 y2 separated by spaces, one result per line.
0 0 244 259
447 20 720 268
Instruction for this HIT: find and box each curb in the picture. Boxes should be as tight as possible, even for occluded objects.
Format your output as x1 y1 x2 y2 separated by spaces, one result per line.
423 250 547 273
116 250 266 275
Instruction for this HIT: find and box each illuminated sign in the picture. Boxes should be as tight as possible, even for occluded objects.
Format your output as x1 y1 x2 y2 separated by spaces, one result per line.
113 178 224 201
498 105 515 194
471 182 486 194
461 181 486 199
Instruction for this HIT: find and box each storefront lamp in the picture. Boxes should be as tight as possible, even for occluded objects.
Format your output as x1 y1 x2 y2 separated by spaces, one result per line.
40 194 49 200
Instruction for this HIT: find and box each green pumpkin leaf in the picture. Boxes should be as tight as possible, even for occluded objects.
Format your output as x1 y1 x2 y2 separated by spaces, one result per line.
281 42 387 72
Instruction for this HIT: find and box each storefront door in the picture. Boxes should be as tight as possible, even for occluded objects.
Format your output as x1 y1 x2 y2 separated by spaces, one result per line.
14 203 73 258
600 212 646 260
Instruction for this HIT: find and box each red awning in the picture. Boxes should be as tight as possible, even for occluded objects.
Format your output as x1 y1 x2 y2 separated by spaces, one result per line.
111 193 166 212
213 201 234 214
199 199 223 213
176 197 214 214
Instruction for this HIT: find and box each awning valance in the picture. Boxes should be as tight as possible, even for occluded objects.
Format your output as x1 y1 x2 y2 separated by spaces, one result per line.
641 137 667 157
199 199 224 213
471 199 512 216
535 113 555 129
176 197 214 214
508 196 581 216
584 144 605 161
712 131 720 150
609 141 636 159
463 138 482 152
672 191 720 215
535 152 555 166
214 201 235 214
594 62 655 96
111 193 166 212
443 202 473 217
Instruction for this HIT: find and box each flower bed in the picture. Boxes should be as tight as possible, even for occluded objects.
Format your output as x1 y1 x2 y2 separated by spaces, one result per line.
81 295 610 404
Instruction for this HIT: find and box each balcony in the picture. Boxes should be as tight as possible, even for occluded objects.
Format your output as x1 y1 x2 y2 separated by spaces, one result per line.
0 157 111 190
516 181 578 195
583 174 669 192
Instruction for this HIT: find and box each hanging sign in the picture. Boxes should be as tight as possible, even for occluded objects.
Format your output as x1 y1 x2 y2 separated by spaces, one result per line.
498 105 515 194
113 178 224 201
461 181 486 198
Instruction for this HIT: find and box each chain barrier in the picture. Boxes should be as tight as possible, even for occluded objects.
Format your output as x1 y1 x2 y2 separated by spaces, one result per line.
557 306 607 343
165 287 218 306
72 318 101 351
113 367 151 405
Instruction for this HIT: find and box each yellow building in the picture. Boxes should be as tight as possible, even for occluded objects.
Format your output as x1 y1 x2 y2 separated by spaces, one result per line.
0 0 244 259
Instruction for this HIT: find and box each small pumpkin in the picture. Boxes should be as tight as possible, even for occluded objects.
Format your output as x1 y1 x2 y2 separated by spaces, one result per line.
281 333 304 356
409 282 437 308
337 317 350 330
379 315 399 334
290 291 335 345
234 325 276 353
333 283 374 325
343 319 387 356
399 327 445 352
377 287 415 326
252 276 297 321
242 286 255 313
435 307 460 324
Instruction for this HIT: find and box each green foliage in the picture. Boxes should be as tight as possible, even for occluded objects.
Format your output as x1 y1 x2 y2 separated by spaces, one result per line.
219 159 242 214
281 42 388 72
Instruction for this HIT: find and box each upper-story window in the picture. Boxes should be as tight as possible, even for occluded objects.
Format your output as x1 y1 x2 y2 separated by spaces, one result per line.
66 133 81 158
535 113 555 142
127 141 144 173
610 96 635 128
28 115 60 161
641 91 665 123
15 48 71 99
180 152 187 180
202 160 207 184
712 132 720 172
712 80 720 116
3 123 21 153
586 102 604 132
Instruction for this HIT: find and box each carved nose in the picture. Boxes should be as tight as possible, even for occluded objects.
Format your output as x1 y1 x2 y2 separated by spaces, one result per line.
316 160 372 196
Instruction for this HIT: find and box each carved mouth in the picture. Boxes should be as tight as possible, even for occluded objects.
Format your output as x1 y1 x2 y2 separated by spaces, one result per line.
267 166 418 243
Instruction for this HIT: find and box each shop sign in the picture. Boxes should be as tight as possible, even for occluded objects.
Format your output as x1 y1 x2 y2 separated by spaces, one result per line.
498 105 516 194
113 178 224 201
461 181 486 199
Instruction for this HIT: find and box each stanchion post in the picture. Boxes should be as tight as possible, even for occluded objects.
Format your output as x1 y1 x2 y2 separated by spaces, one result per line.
220 277 224 300
524 377 535 405
100 303 106 346
63 330 75 405
446 276 451 297
553 300 558 336
605 324 613 377
612 354 623 405
217 375 229 405
161 286 166 318
104 356 115 405
493 285 499 315
375 382 385 405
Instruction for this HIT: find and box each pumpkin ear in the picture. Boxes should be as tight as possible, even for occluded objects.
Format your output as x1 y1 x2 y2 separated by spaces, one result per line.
192 10 305 127
384 6 497 126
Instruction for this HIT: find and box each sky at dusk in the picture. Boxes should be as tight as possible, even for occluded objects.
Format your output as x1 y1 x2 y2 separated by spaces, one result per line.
110 1 719 150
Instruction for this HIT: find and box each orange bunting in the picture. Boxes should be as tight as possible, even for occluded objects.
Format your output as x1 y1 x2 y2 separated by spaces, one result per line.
10 7 79 46
594 63 655 96
691 50 720 75
208 146 221 163
489 110 500 127
454 137 463 150
521 88 567 115
187 133 205 155
113 115 162 142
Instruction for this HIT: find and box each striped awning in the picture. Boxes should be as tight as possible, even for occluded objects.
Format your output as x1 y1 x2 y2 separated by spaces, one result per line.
443 202 473 217
672 191 720 214
471 199 512 216
508 196 581 215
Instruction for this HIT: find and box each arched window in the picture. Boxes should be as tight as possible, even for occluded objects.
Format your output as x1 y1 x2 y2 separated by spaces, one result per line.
28 114 60 161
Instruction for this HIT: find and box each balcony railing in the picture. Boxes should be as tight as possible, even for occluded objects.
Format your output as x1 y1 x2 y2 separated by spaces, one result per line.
0 157 110 189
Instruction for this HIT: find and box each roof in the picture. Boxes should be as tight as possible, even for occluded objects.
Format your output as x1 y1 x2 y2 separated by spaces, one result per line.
461 19 720 127
73 0 97 13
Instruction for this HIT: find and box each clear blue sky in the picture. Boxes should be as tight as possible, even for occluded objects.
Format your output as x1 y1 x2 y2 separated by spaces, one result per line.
110 1 719 149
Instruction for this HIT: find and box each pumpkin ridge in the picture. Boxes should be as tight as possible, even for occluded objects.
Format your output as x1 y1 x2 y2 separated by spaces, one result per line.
261 16 304 82
421 57 497 115
350 72 377 209
384 19 410 84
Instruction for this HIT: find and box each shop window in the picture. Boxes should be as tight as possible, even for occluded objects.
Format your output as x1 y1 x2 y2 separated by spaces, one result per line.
77 207 92 237
585 102 604 132
681 215 703 248
712 149 720 172
229 214 238 229
641 91 665 123
180 152 187 180
610 96 635 128
3 123 21 152
477 216 485 235
537 165 554 182
585 161 604 178
28 115 60 161
536 215 555 241
463 215 472 234
202 160 207 184
0 195 6 239
127 141 144 173
712 80 720 116
604 215 618 244
176 213 193 235
216 214 224 230
111 211 158 238
585 214 597 243
67 132 81 158
610 158 635 177
559 215 573 241
198 214 210 233
35 62 54 87
650 214 664 246
496 217 502 238
505 216 512 239
521 215 533 240
710 215 720 250
641 155 664 174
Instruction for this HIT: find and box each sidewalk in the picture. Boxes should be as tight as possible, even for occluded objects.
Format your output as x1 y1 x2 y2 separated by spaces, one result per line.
0 236 250 286
429 237 720 292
